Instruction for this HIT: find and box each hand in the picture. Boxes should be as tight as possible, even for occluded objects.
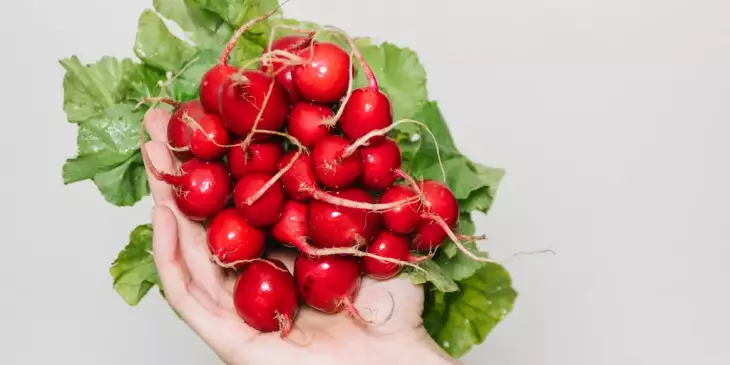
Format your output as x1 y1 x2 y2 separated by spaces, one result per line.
142 108 459 365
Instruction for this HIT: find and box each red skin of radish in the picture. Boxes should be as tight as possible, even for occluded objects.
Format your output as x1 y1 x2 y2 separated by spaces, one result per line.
359 138 402 190
261 35 313 103
286 102 333 148
219 70 289 136
412 180 460 252
199 64 238 114
227 140 284 180
165 160 231 221
311 135 362 189
308 188 381 248
294 254 361 314
362 231 412 280
278 151 317 201
166 100 230 161
292 42 352 103
340 89 392 143
271 201 308 248
233 173 285 228
207 209 266 267
380 185 421 234
233 259 299 334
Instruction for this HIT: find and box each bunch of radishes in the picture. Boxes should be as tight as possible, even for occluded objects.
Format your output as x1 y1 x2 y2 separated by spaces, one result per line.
141 11 485 337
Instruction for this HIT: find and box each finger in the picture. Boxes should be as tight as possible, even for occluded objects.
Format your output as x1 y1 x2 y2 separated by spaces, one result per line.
144 108 171 143
143 138 228 301
152 206 238 338
151 205 195 312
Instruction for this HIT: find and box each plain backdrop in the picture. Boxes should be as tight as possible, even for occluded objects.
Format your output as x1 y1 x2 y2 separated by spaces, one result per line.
1 0 729 364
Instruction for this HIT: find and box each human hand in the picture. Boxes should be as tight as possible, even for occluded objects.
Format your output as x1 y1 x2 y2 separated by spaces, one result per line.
142 108 459 365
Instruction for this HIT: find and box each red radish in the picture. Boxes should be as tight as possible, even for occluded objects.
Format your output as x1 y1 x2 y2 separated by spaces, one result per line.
261 35 314 103
233 173 285 228
412 180 459 252
148 159 231 221
339 88 392 143
166 100 230 160
308 188 381 248
219 70 289 136
294 254 364 321
286 102 333 148
227 140 284 179
207 209 266 268
292 42 352 103
380 185 421 234
271 201 307 248
362 231 425 280
359 138 401 190
311 135 362 189
233 259 299 337
200 65 238 114
199 8 281 114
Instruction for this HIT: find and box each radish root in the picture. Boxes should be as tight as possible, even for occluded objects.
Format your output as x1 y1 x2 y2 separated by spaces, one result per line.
341 297 371 325
424 213 498 264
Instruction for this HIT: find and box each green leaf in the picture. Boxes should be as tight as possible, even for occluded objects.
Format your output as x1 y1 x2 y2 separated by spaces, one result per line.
459 162 505 214
423 263 518 358
62 103 149 206
190 0 279 47
59 56 156 123
404 102 505 213
354 38 429 121
153 0 232 49
435 242 489 282
110 224 161 306
93 153 149 206
134 10 197 72
401 260 458 293
169 49 220 100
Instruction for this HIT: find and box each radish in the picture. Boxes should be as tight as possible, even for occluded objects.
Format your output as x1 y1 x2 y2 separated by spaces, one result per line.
227 140 284 180
307 188 381 248
137 98 229 160
233 259 299 337
199 7 281 114
270 200 307 248
359 137 401 190
166 100 229 160
311 135 362 189
380 185 421 234
362 231 427 280
336 34 392 143
412 180 459 252
146 159 231 221
286 102 333 148
219 70 289 137
207 209 266 268
292 42 352 103
294 253 364 321
233 172 285 227
261 34 314 103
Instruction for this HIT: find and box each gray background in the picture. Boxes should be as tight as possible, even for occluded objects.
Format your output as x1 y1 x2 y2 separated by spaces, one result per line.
1 0 729 364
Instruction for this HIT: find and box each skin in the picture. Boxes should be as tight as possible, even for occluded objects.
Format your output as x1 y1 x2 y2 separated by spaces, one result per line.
142 108 460 365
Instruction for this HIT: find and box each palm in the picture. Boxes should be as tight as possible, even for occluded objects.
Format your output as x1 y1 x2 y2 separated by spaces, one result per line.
143 109 430 365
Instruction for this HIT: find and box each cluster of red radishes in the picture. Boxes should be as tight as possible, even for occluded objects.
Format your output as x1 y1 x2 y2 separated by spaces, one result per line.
141 12 480 336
